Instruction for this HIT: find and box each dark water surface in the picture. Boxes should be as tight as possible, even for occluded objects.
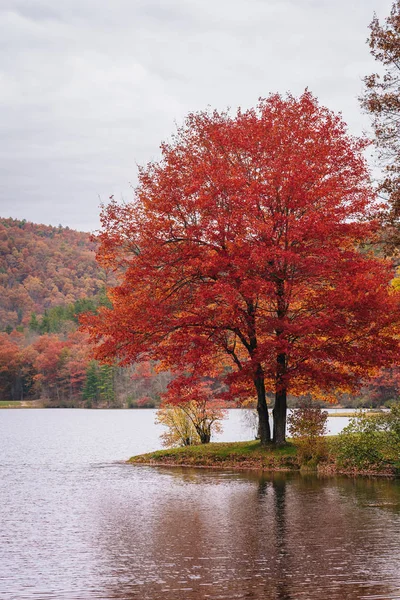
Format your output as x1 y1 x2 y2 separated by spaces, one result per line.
1 409 400 600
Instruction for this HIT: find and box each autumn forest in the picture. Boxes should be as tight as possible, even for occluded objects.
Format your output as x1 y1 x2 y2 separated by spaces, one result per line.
0 217 172 407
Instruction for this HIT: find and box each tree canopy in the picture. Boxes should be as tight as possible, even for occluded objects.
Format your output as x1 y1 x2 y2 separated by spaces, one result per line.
83 91 400 444
361 0 400 242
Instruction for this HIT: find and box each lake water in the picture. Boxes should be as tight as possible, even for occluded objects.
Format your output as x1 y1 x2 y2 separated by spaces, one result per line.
1 409 400 600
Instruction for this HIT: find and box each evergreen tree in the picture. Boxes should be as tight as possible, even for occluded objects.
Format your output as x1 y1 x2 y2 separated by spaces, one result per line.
98 364 115 406
29 312 39 332
39 310 51 334
83 361 99 404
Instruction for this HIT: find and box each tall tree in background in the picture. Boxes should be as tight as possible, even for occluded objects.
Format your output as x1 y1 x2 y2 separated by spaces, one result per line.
0 333 22 399
98 364 116 406
83 360 99 405
361 1 400 243
83 92 400 445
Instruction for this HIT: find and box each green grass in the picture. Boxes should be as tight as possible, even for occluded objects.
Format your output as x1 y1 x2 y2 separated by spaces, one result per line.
129 440 299 471
0 400 43 408
0 400 22 407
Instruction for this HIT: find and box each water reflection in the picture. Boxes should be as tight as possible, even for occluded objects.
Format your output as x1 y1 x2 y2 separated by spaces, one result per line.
1 411 400 600
96 470 400 600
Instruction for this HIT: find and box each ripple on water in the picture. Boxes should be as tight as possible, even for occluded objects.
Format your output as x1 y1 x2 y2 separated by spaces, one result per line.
1 409 400 600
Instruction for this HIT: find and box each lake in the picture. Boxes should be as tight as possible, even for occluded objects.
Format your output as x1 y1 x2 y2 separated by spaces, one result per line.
1 409 400 599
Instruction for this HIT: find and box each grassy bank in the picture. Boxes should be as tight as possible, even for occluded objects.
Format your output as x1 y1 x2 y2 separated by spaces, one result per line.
328 410 384 417
128 438 398 477
129 441 298 471
0 400 43 408
0 400 22 407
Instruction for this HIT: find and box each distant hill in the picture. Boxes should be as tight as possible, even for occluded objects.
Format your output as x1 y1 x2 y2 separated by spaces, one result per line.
0 217 169 407
0 217 105 331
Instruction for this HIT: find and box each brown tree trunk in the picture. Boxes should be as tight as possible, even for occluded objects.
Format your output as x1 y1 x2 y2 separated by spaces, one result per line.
273 352 287 445
199 431 211 444
254 364 271 445
273 387 287 445
273 274 288 445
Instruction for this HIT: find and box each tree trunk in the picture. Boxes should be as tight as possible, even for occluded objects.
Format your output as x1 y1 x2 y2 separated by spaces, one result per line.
199 432 211 444
273 387 287 445
254 364 271 445
273 350 287 444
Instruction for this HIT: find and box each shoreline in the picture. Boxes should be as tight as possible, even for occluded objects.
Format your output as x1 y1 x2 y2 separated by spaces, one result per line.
0 403 386 413
129 460 395 478
128 440 398 478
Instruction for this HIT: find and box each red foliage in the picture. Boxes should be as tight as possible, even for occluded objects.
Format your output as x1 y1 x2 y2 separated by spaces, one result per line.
131 362 152 380
136 396 154 407
31 332 91 401
0 333 21 397
83 92 400 444
161 375 227 409
363 367 400 406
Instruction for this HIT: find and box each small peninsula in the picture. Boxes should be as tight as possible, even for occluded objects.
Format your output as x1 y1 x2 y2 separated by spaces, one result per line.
128 439 400 478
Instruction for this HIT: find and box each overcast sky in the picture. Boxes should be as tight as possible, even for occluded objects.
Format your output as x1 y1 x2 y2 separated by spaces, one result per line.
0 0 394 232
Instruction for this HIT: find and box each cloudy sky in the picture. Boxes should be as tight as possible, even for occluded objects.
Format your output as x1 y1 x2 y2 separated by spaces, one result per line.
0 0 394 232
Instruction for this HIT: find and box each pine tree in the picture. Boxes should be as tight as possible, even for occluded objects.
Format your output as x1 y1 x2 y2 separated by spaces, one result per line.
98 364 115 406
29 312 39 332
82 360 99 405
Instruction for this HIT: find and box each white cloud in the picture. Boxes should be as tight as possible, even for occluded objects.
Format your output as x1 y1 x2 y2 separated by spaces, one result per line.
0 0 394 231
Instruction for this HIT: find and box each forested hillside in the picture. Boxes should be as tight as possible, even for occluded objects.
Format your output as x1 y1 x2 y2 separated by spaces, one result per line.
0 217 105 330
0 217 171 406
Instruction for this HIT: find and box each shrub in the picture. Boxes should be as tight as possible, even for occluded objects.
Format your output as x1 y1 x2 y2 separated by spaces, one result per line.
156 400 226 447
156 405 200 447
287 402 328 466
333 408 400 471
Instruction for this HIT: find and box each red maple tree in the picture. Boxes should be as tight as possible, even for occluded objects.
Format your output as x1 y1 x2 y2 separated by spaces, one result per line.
83 92 400 445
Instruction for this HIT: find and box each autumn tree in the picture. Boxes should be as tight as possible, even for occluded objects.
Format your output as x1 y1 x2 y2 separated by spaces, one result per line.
160 379 226 444
363 366 400 406
361 1 400 240
32 332 90 403
156 405 199 447
33 335 72 401
0 333 22 399
84 92 400 445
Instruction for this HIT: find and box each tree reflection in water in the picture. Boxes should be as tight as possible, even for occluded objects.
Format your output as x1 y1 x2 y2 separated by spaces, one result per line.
95 469 400 600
